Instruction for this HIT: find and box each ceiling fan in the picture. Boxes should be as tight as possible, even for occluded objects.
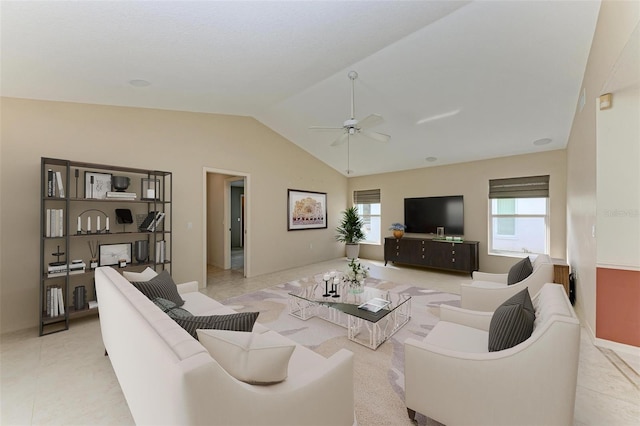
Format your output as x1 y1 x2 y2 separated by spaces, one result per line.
310 71 390 146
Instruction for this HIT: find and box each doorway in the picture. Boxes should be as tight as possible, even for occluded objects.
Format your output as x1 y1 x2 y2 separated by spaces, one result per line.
228 178 245 272
203 168 249 285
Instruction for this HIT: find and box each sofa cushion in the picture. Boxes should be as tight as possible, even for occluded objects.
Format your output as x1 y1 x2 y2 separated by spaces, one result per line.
507 256 533 285
123 266 158 282
175 312 259 339
197 329 295 385
152 297 192 319
488 288 535 351
131 270 185 307
425 321 489 353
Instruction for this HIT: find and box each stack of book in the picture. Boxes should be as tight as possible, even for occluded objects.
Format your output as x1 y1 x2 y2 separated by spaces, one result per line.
46 286 65 317
106 191 137 200
47 261 86 277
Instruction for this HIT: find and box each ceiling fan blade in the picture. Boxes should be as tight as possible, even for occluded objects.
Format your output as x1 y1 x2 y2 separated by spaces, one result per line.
360 130 390 143
356 113 384 129
330 132 349 146
309 126 344 132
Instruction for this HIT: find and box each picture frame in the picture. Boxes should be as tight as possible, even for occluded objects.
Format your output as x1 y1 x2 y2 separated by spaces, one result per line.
141 178 161 201
287 189 327 231
85 172 112 199
98 242 132 266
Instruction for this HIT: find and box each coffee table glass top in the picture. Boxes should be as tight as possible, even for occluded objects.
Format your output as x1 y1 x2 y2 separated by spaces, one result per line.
288 281 410 323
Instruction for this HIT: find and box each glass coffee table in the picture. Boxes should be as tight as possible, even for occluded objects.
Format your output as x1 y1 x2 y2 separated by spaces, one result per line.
288 281 411 350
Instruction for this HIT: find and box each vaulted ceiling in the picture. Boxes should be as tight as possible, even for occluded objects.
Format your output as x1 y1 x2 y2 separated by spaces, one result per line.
1 1 601 176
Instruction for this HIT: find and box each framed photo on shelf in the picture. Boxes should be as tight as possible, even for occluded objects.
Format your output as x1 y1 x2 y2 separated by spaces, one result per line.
85 172 112 199
287 189 327 231
98 242 132 266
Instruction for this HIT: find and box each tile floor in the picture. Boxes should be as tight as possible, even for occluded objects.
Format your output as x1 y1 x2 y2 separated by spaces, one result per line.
1 258 639 425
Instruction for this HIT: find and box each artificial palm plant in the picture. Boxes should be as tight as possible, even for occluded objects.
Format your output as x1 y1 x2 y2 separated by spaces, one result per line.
336 206 365 259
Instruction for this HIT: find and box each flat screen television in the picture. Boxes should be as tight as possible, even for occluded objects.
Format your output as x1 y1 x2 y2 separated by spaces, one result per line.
404 195 464 235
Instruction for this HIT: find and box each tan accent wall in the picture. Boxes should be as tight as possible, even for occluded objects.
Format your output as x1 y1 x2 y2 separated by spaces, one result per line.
0 97 347 333
349 150 567 273
566 0 639 339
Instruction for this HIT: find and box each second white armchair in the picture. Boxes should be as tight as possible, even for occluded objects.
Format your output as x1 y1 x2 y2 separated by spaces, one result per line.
460 254 554 311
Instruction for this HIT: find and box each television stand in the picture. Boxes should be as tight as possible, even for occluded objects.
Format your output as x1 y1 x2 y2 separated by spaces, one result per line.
384 237 479 275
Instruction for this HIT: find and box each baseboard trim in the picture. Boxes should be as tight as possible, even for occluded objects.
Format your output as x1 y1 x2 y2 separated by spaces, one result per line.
573 301 639 356
594 338 640 356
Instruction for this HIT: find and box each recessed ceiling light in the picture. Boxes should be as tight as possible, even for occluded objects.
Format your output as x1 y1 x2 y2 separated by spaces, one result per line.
425 157 438 162
129 79 151 87
533 138 552 146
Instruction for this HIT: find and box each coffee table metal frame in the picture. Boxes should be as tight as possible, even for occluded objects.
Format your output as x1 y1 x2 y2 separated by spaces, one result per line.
288 282 411 350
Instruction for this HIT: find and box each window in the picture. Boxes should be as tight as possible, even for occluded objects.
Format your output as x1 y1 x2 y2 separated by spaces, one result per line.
496 199 515 236
489 176 549 255
354 189 381 245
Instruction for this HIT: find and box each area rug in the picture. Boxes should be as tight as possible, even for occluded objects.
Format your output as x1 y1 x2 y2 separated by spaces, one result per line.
222 275 460 426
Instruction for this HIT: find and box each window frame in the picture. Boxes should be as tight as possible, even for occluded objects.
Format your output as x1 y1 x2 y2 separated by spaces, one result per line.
353 189 381 246
488 197 550 256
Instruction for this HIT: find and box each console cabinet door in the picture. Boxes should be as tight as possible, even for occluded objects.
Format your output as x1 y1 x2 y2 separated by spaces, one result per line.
449 242 470 271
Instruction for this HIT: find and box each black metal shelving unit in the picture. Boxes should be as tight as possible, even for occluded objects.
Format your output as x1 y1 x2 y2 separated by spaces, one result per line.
39 158 172 336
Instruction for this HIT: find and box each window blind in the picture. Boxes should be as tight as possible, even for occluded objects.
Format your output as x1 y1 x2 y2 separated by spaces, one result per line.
353 189 380 204
489 175 550 199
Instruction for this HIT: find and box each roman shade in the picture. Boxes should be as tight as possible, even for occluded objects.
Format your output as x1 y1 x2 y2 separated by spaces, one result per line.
353 189 380 204
489 175 550 199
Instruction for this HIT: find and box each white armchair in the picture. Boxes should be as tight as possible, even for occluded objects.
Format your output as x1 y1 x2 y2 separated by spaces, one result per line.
460 254 554 311
404 283 580 426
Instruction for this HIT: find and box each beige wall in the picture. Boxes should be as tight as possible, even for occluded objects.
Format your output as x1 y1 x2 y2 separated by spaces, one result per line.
0 97 347 333
596 85 640 269
566 0 639 338
350 150 567 273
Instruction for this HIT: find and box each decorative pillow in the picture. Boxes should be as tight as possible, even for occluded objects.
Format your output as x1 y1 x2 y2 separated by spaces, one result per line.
174 312 259 339
152 297 192 319
131 270 184 307
123 267 158 282
507 256 533 285
488 288 535 352
197 329 295 385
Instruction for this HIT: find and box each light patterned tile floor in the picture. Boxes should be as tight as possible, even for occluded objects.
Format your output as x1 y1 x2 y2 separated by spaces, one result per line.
1 258 638 425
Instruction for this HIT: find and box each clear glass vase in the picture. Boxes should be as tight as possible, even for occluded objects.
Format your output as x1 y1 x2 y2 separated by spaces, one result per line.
349 280 364 294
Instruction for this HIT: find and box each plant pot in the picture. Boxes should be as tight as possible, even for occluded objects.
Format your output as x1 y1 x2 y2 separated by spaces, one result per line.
345 243 360 260
393 230 404 239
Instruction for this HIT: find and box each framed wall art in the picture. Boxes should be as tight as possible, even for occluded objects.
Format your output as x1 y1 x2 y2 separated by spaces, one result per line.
85 171 112 199
287 189 327 231
99 242 132 266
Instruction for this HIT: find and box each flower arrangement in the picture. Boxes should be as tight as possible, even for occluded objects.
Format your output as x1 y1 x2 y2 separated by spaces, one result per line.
389 223 406 231
343 258 369 293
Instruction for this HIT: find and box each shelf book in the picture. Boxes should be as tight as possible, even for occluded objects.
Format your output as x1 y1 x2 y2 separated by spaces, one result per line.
46 286 65 317
45 208 64 237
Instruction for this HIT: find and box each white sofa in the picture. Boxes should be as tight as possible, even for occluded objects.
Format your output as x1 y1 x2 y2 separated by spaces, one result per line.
460 254 554 311
405 283 580 426
95 266 355 426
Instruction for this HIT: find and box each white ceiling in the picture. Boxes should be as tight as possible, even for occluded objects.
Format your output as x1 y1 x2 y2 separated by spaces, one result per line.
1 1 601 176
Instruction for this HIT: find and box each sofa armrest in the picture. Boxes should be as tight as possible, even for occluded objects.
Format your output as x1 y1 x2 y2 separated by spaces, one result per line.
177 281 199 294
460 282 526 312
181 348 355 426
439 305 493 331
471 271 508 283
